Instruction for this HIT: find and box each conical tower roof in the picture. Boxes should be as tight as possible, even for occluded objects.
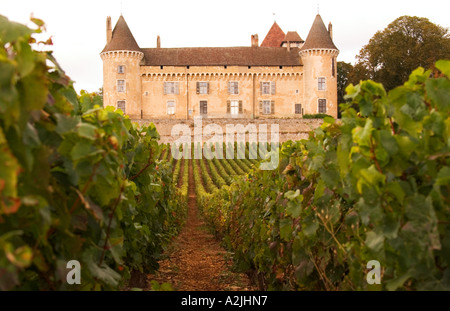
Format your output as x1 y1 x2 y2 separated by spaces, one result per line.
102 15 141 53
261 22 286 47
301 14 337 51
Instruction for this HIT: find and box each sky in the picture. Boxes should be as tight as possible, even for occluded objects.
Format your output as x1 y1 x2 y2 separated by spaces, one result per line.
2 0 449 93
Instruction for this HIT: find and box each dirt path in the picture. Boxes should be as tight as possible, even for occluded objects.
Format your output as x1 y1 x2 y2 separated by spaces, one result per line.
148 158 254 291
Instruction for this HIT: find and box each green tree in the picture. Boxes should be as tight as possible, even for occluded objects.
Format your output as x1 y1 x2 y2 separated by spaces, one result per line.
356 15 450 90
337 62 367 117
337 61 353 106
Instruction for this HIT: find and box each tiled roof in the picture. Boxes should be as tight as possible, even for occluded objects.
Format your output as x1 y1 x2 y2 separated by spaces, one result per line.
141 47 302 66
282 31 304 43
301 14 338 51
102 15 141 53
260 22 286 47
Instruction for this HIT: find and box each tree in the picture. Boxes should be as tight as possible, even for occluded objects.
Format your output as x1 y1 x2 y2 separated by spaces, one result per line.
337 61 354 105
337 61 368 117
356 15 450 90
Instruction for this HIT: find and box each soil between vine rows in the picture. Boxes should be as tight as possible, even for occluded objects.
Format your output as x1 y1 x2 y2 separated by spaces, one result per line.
147 158 255 291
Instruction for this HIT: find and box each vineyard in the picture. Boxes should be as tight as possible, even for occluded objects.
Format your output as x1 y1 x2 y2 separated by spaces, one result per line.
1 15 450 291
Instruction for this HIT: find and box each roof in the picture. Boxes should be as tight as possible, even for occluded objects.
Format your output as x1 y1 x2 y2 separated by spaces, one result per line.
260 22 286 47
301 14 338 51
102 15 141 53
141 47 302 66
282 31 304 43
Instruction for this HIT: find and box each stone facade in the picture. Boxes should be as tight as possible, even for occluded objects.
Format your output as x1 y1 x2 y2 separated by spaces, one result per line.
133 118 324 144
100 14 339 120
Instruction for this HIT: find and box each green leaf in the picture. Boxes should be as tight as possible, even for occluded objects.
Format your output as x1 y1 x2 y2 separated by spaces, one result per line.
285 190 303 218
357 165 386 194
280 218 292 241
16 41 35 78
323 116 335 124
386 271 413 291
17 62 48 111
379 130 398 156
86 261 121 287
70 141 103 161
425 78 450 111
394 135 417 159
285 189 300 200
55 113 80 135
352 119 373 147
385 181 405 204
0 139 20 198
0 15 33 43
77 123 98 140
61 88 80 113
303 220 319 237
435 167 450 186
365 230 385 252
436 59 450 78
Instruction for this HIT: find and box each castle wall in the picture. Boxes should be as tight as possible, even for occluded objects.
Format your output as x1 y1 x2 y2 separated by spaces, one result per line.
132 118 324 144
140 65 304 119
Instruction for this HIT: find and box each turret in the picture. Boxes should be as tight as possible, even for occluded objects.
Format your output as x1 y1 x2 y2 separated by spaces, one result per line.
300 14 339 118
100 15 144 119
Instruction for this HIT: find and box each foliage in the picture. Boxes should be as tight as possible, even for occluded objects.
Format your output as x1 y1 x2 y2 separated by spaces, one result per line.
200 61 450 290
356 15 450 91
0 15 184 290
337 61 354 107
303 113 334 119
78 90 103 112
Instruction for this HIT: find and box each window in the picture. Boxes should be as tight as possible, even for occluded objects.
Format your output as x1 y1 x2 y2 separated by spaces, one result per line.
197 82 209 95
228 81 239 95
117 100 126 114
227 100 243 116
295 104 302 114
167 101 175 115
318 77 326 91
117 80 125 93
259 100 274 115
200 101 208 115
117 65 125 74
318 99 327 113
164 82 180 95
260 81 276 95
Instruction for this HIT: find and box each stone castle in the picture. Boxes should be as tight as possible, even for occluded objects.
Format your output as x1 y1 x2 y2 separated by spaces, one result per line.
100 14 339 120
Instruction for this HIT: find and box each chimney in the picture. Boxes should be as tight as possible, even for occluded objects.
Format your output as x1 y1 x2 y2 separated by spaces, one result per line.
251 34 259 47
106 16 112 44
328 22 333 40
157 35 161 48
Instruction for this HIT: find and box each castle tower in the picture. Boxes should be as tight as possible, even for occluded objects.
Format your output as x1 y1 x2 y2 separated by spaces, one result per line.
300 14 339 118
100 15 144 119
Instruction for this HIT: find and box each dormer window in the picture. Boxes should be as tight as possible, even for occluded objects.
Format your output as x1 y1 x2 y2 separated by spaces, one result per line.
118 65 125 74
